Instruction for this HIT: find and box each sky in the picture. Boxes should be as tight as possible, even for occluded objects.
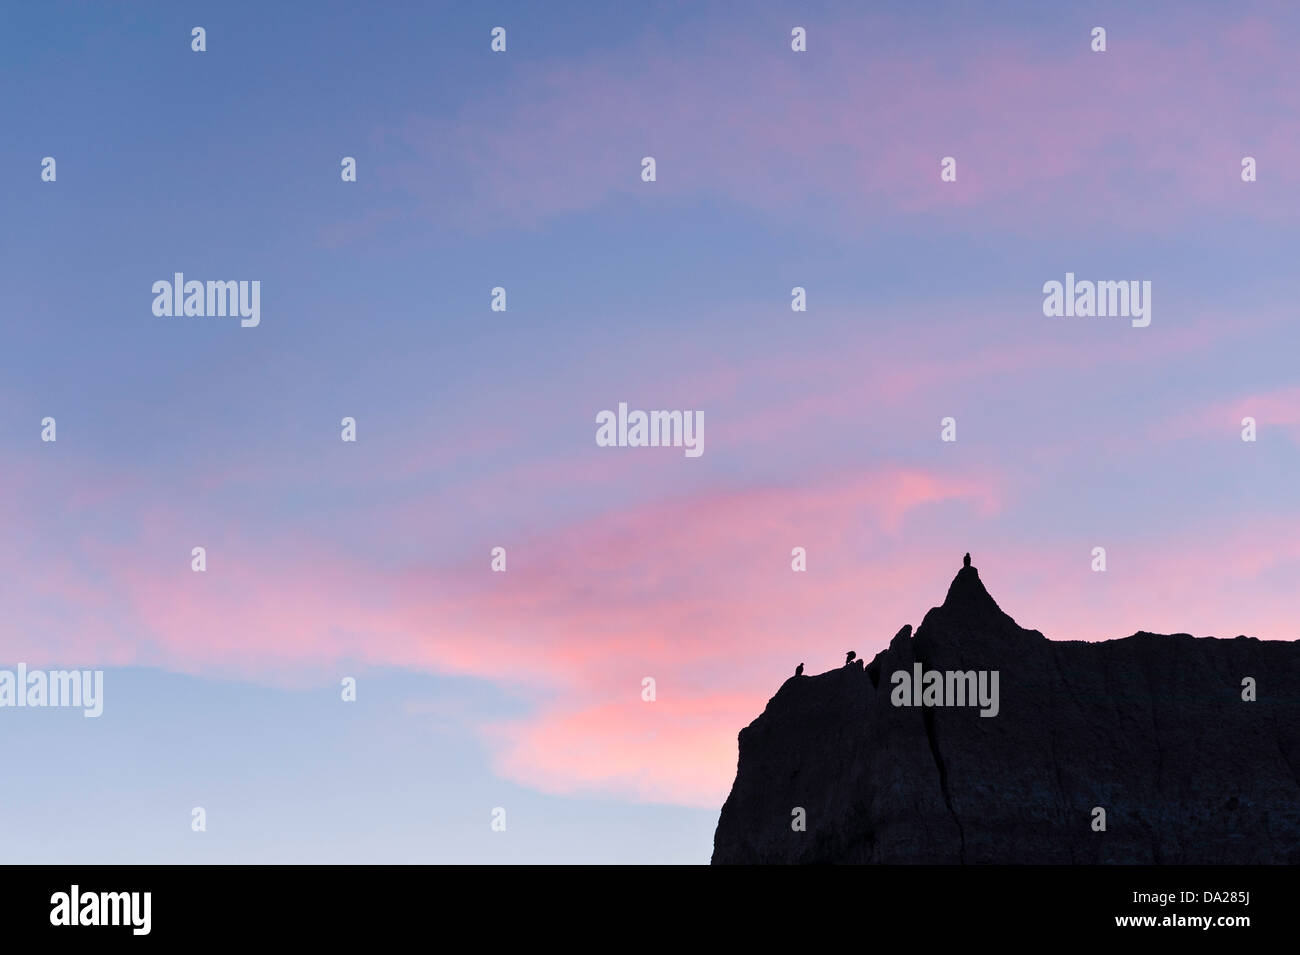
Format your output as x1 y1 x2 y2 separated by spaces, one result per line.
2 0 1298 862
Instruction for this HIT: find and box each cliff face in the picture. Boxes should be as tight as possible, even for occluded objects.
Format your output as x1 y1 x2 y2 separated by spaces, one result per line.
711 560 1300 864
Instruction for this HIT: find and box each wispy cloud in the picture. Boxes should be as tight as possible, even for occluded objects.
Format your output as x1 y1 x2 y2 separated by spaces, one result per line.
367 7 1300 235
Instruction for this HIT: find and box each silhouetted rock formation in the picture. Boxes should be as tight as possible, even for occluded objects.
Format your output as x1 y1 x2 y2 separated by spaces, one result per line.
712 558 1300 864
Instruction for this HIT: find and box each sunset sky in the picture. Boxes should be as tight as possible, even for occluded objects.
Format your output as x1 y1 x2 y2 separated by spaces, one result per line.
3 0 1298 862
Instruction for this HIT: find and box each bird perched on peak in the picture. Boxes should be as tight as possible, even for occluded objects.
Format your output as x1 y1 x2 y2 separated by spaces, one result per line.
963 552 971 568
845 651 856 665
795 662 804 677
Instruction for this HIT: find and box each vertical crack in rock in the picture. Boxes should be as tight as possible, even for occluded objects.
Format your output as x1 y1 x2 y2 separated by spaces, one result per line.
920 703 966 863
711 556 1300 864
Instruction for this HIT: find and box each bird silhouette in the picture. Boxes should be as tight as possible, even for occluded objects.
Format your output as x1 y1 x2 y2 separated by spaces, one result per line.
795 662 804 677
963 552 971 568
845 651 856 665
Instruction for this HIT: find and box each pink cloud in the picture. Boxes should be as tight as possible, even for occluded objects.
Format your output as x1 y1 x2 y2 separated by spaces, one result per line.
369 7 1300 235
1164 384 1300 444
486 696 754 807
0 460 1003 805
5 438 1296 808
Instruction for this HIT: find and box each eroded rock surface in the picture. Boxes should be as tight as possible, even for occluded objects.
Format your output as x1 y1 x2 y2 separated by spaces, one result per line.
712 560 1300 864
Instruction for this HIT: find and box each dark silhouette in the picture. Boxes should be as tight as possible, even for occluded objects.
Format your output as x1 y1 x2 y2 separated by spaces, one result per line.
712 555 1300 864
844 651 856 666
963 551 971 568
795 663 804 677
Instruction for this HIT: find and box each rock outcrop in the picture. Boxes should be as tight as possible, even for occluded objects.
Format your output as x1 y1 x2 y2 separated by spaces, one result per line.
711 558 1300 864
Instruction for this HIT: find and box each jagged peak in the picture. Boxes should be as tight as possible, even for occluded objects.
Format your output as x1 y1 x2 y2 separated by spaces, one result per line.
926 554 1017 630
715 550 1300 865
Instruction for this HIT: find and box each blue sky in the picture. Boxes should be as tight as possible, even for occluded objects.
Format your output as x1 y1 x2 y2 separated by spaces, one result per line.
3 1 1298 861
